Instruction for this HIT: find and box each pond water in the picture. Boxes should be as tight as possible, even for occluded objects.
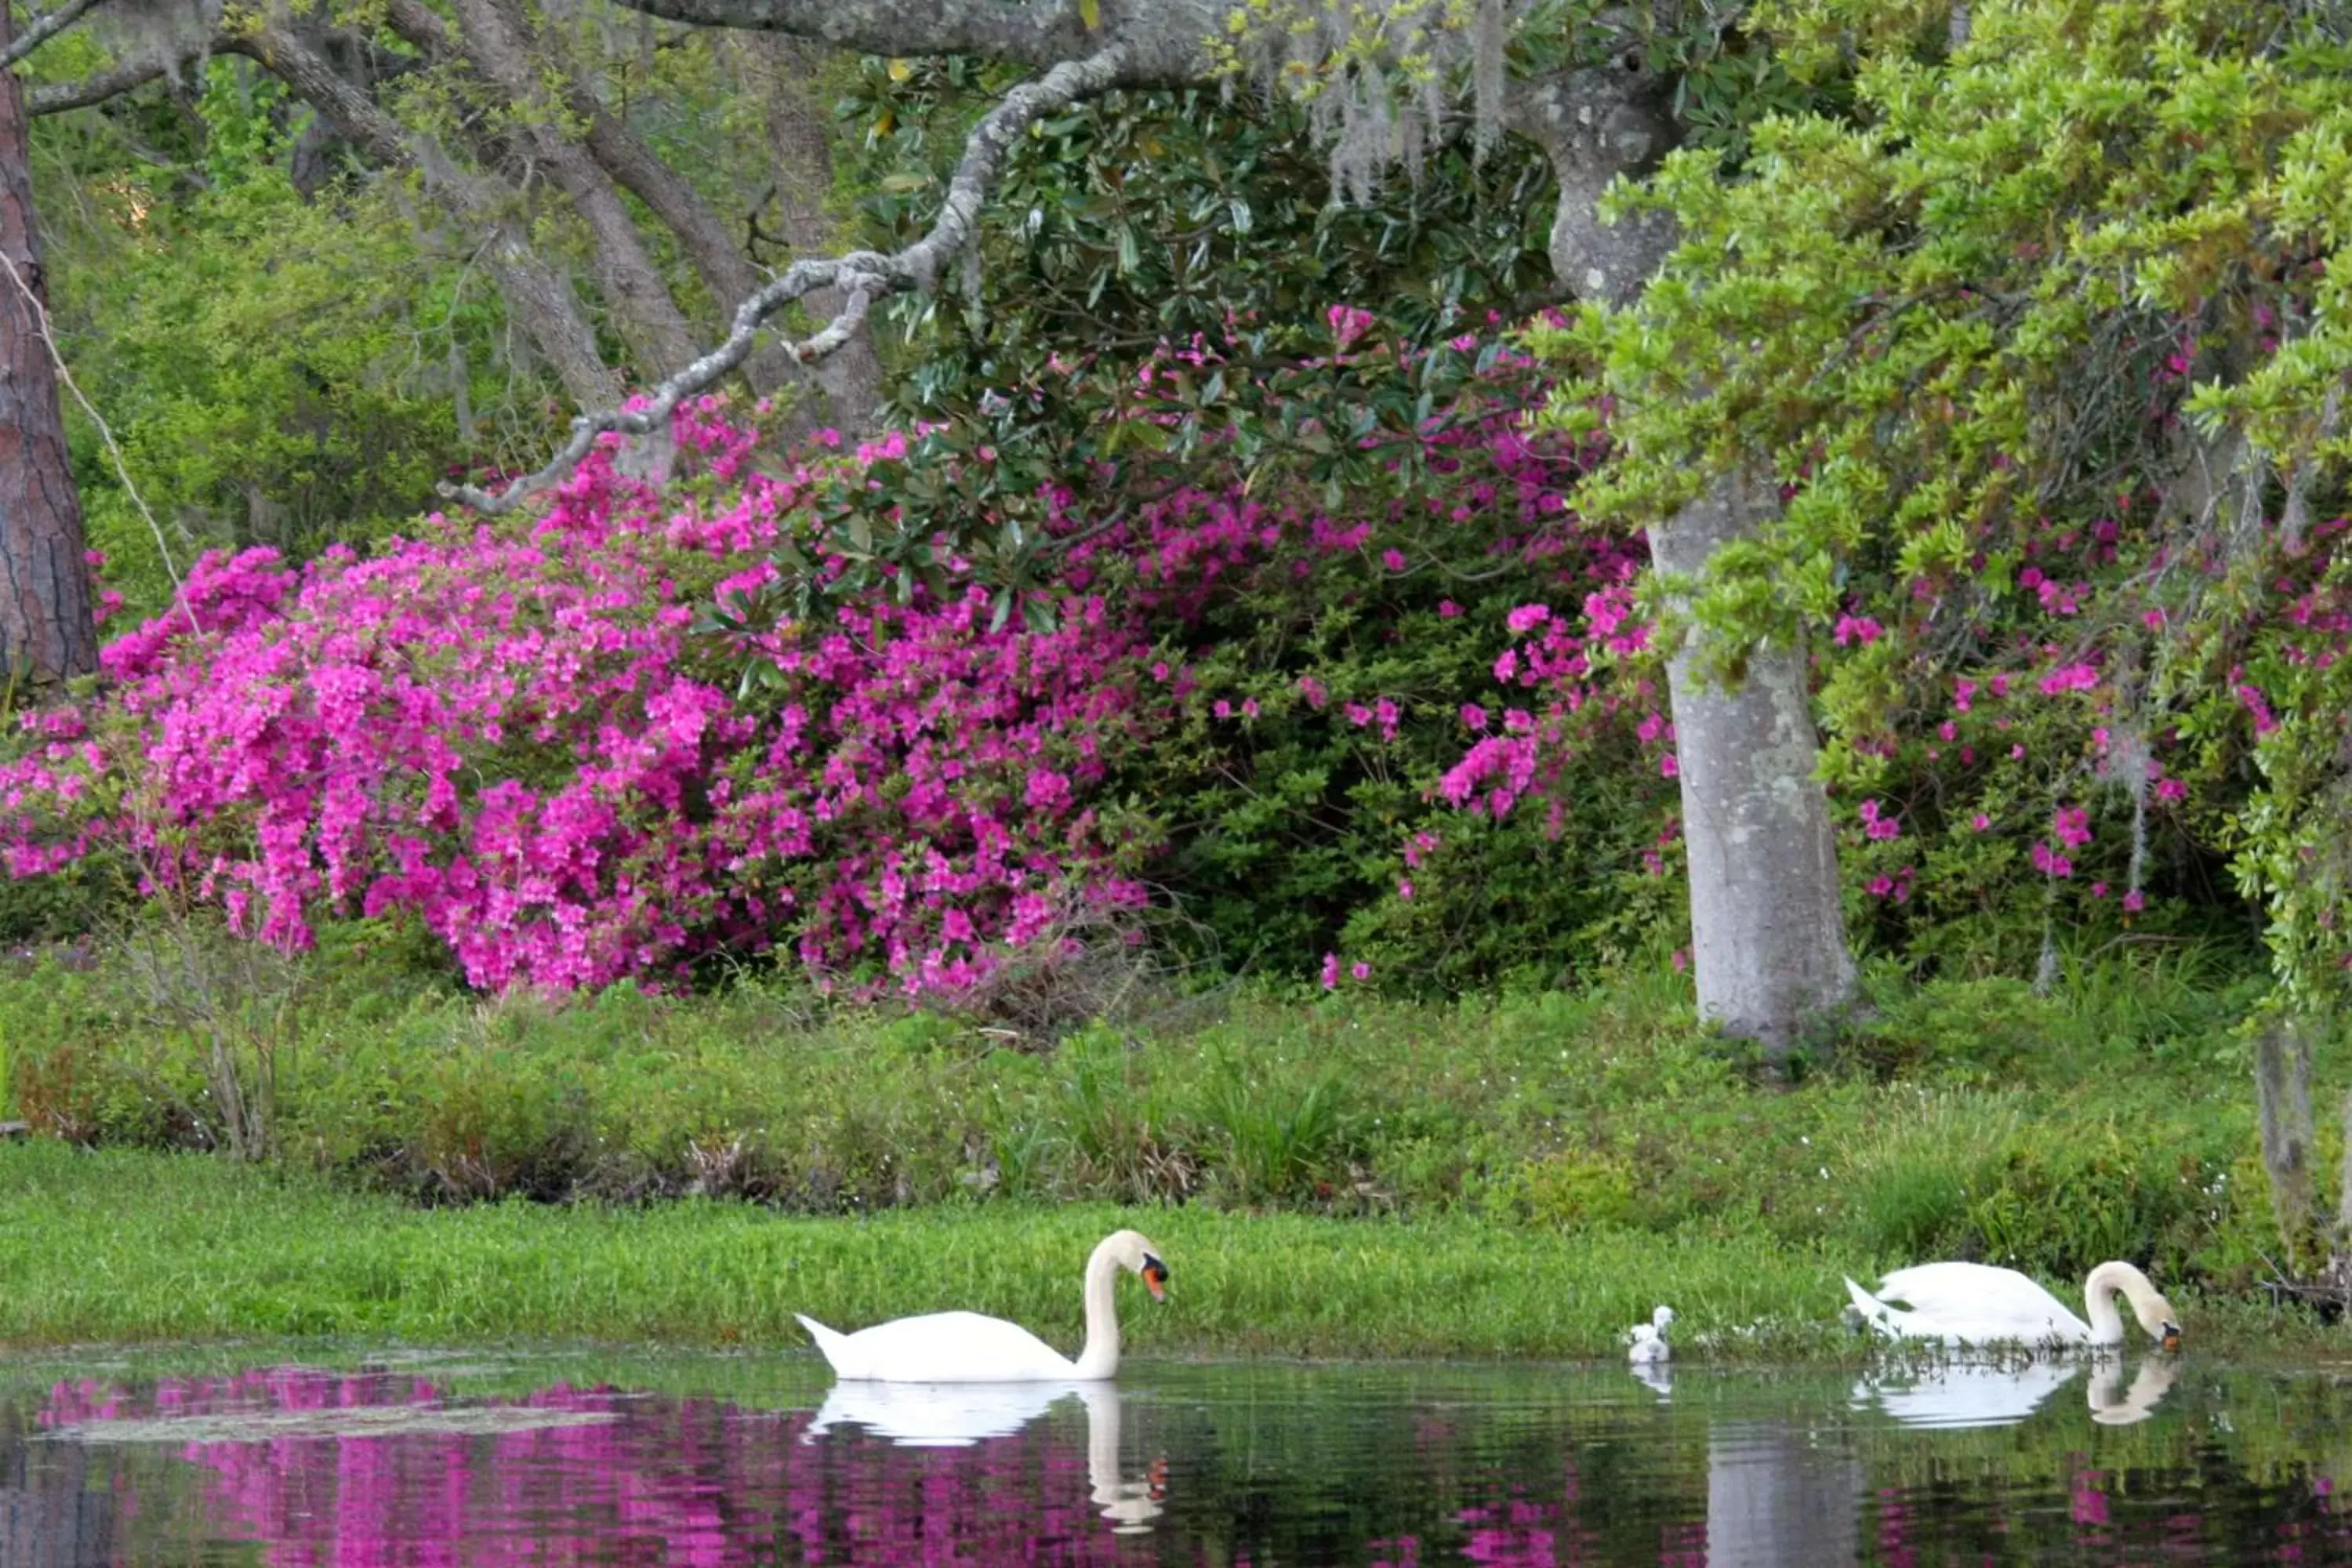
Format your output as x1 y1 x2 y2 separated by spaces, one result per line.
4 1350 2350 1564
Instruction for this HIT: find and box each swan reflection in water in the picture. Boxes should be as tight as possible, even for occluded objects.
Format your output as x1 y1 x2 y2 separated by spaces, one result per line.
2087 1355 2179 1426
1853 1354 2180 1430
1853 1358 2085 1429
804 1379 1167 1533
1628 1360 1675 1400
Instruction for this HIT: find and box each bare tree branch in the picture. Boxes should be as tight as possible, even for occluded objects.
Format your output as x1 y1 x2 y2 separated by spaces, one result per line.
3 0 107 67
227 20 625 405
601 0 1092 71
28 54 167 114
443 41 1130 512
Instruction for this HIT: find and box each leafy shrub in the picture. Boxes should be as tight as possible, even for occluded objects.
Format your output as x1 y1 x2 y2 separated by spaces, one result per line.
1498 1148 1642 1230
1 413 1160 996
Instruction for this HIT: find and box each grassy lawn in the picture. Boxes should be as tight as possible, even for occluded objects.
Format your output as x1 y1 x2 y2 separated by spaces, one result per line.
0 940 2336 1358
0 1141 1847 1356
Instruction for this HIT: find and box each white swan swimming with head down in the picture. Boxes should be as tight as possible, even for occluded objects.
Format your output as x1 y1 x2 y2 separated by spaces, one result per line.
797 1229 1168 1382
1843 1260 2180 1352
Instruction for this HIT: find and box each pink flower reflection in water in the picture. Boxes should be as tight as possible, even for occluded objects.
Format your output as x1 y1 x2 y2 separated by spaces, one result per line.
42 1367 1160 1565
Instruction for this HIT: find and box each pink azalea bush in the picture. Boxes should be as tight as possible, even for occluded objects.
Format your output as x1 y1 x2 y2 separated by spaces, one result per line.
3 314 1668 996
0 406 1157 993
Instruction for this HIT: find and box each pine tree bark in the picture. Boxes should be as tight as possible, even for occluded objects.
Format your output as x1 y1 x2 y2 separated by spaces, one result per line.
0 0 99 687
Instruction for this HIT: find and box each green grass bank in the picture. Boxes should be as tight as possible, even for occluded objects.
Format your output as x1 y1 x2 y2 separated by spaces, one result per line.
0 935 2341 1356
0 1142 1845 1355
0 1142 2330 1359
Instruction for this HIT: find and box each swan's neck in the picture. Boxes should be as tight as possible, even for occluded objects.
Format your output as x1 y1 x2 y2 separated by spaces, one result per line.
2082 1261 2147 1346
1071 1238 1123 1379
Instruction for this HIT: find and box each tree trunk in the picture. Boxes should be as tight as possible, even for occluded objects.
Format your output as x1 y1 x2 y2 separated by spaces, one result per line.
2254 1016 2321 1268
1516 63 1856 1054
753 35 885 437
0 0 99 687
1650 472 1857 1056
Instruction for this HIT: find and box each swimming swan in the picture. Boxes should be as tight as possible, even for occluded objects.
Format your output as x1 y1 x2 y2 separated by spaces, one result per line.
1842 1260 2180 1352
1626 1304 1676 1365
796 1229 1169 1381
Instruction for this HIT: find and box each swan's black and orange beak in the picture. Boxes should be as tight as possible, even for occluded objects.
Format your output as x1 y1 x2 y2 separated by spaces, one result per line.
1141 1255 1168 1301
2161 1323 2182 1352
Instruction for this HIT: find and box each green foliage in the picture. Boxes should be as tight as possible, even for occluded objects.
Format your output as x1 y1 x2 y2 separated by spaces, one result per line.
30 62 518 608
828 63 1558 597
1138 509 1681 992
0 939 2287 1308
1497 1145 1642 1228
1541 0 2350 986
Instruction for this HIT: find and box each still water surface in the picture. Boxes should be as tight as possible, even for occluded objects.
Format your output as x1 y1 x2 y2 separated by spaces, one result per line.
4 1350 2350 1564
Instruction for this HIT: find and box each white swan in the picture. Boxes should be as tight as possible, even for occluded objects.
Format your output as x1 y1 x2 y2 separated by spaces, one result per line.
1842 1260 2180 1352
796 1229 1168 1381
1626 1305 1676 1365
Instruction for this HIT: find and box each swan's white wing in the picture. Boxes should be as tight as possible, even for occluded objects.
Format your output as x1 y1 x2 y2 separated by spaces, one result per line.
812 1309 1080 1382
805 1380 1073 1446
1865 1262 2092 1346
1855 1359 2082 1429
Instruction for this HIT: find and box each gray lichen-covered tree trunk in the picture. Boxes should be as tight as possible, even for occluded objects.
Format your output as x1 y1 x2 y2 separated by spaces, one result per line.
2249 1012 2352 1307
1515 62 1856 1055
0 0 98 687
1650 475 1856 1052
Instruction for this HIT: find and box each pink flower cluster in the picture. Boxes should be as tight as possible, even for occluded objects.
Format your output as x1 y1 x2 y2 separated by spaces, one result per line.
3 318 1617 996
1 402 1153 994
1437 571 1664 821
